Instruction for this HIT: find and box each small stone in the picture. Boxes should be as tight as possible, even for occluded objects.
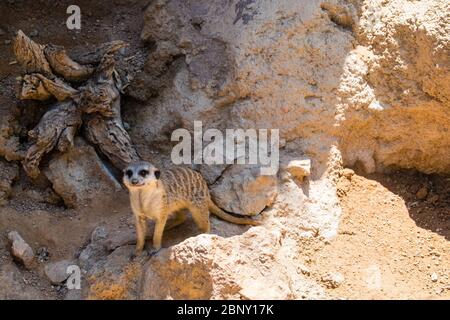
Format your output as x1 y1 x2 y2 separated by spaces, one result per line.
341 168 355 180
37 246 50 262
0 28 5 36
431 273 438 282
416 186 428 200
285 158 311 180
91 226 108 242
321 272 345 289
44 260 74 284
8 231 34 269
4 39 11 45
29 30 39 37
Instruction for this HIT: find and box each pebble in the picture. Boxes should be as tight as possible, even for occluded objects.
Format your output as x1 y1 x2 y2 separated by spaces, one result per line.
431 273 438 282
8 231 34 269
416 186 428 200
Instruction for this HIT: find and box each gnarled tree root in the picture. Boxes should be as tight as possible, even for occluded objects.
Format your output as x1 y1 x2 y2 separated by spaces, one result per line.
13 30 140 178
23 101 82 179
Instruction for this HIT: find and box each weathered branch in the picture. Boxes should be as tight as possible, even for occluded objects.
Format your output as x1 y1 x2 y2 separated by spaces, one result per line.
44 44 94 82
74 40 128 65
19 74 78 101
84 114 140 170
23 101 82 178
13 30 53 76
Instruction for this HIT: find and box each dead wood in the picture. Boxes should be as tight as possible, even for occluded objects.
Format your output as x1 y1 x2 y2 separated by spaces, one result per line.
23 101 82 178
74 40 128 65
84 114 140 170
13 30 53 76
13 31 139 177
19 74 79 101
44 44 94 82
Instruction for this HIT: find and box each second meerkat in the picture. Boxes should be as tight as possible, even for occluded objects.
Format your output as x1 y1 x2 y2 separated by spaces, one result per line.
123 161 260 254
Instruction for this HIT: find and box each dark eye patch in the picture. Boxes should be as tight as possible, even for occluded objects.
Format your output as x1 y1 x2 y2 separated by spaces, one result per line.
125 170 133 178
139 169 149 177
154 170 161 179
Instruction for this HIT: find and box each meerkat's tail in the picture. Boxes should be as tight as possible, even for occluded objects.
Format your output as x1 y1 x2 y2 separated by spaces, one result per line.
208 200 261 226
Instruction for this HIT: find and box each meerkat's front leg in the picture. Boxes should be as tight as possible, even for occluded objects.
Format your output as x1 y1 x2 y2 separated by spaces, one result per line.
135 215 147 254
152 215 168 250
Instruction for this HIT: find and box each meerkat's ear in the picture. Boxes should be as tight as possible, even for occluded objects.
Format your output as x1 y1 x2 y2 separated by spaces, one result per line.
154 169 161 179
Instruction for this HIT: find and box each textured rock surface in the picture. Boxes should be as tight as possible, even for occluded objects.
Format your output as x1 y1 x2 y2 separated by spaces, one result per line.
0 96 22 161
43 138 123 209
44 260 74 284
142 230 325 299
210 165 278 216
0 159 18 205
8 231 34 269
337 0 450 174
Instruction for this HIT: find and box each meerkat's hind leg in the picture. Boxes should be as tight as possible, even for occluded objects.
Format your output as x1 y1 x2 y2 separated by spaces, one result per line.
190 204 211 233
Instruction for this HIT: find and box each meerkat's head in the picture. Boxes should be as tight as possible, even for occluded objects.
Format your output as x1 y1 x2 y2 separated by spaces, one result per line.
123 161 161 190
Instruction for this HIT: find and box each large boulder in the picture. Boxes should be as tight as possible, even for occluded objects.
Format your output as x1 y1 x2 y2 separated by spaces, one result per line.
43 138 123 209
210 165 278 216
141 229 325 299
337 0 450 174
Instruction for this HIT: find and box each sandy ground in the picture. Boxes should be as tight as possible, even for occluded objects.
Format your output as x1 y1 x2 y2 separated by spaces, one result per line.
301 170 449 299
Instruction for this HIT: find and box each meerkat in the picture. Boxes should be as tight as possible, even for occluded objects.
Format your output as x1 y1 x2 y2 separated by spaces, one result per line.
123 161 260 254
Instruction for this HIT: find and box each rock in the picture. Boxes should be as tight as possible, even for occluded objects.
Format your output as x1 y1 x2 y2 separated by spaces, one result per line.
431 273 438 282
341 168 355 180
7 231 34 269
91 223 136 251
339 0 450 174
416 186 428 200
86 245 143 300
140 229 325 299
321 272 345 289
283 158 311 181
0 159 18 205
210 165 278 216
78 242 108 271
0 95 22 162
43 138 123 209
44 260 74 284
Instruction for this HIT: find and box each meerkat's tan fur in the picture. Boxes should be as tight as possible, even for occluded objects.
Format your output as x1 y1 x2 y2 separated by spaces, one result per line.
123 161 260 254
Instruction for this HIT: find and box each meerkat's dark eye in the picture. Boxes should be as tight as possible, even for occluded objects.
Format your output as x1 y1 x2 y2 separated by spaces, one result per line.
154 170 161 180
125 170 133 178
139 169 149 177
